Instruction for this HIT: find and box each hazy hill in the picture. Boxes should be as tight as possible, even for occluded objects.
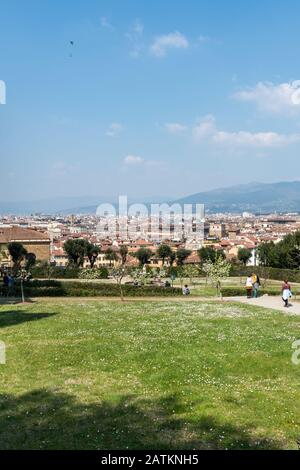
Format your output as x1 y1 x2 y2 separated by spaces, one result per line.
174 181 300 213
1 182 300 215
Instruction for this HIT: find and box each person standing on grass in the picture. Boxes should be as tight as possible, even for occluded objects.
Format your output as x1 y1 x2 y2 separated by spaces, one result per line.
252 273 260 298
3 272 9 287
2 272 9 296
246 276 253 298
282 280 292 308
7 274 14 297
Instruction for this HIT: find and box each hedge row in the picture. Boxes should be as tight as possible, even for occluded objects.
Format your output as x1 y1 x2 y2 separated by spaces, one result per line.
30 266 80 279
221 286 300 297
230 266 300 282
1 280 182 298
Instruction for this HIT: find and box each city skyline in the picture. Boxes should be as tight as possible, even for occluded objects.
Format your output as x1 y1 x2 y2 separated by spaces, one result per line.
1 0 300 203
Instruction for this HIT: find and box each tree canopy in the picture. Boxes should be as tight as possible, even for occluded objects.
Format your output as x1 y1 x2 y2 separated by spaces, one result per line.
176 248 191 266
257 232 300 269
237 247 252 266
156 244 173 265
134 248 153 266
64 239 89 267
8 242 28 274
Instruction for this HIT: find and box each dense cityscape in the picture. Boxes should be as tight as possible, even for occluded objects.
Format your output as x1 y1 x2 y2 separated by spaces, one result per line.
1 211 300 269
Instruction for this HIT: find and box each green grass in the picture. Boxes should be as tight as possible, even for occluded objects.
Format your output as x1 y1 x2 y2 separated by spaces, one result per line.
173 277 300 297
0 299 300 450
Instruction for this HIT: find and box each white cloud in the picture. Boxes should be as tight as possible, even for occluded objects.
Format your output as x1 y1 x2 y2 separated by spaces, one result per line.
213 130 300 147
52 161 79 177
126 19 144 58
132 19 144 35
126 19 144 39
193 115 300 148
123 155 163 168
234 81 300 114
197 35 210 43
129 45 143 59
124 155 144 165
165 122 187 134
193 115 216 140
100 17 114 30
106 122 124 137
149 32 189 57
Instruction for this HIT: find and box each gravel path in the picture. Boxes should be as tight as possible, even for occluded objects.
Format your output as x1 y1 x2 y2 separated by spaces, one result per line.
224 295 300 314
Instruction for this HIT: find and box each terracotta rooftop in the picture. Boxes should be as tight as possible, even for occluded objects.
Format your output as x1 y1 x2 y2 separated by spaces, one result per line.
185 251 200 264
0 226 50 243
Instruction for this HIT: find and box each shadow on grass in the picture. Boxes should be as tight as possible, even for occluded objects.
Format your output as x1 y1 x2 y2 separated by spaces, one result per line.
0 297 34 306
0 311 57 328
0 390 282 450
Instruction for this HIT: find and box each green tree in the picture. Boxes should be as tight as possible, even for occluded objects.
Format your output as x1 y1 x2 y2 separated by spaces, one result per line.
202 260 212 286
169 251 176 266
198 246 218 265
279 232 300 269
257 241 277 267
176 266 185 289
85 243 100 268
203 256 231 297
257 233 300 270
110 266 128 301
176 248 191 267
25 252 36 272
8 242 28 275
131 268 150 286
184 264 200 287
64 239 88 267
237 247 252 266
198 246 225 267
105 247 118 267
119 245 128 265
135 248 153 266
156 244 173 265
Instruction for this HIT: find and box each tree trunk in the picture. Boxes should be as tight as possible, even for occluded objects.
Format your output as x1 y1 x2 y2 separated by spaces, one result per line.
119 281 124 302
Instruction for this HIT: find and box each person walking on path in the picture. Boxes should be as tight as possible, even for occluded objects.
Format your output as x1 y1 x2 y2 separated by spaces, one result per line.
282 280 292 308
246 276 253 298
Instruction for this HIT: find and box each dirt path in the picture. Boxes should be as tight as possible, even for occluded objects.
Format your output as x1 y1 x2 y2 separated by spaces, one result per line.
223 295 300 314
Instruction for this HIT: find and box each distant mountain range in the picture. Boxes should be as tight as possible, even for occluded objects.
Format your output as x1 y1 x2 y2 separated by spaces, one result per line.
0 196 106 216
0 195 170 216
175 181 300 214
1 181 300 215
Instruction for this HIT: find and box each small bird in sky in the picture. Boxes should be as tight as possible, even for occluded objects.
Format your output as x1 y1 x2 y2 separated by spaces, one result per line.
69 41 74 57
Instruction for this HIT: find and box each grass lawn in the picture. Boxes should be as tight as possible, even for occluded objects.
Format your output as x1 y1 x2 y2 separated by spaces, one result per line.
172 277 300 297
43 276 299 297
0 299 300 450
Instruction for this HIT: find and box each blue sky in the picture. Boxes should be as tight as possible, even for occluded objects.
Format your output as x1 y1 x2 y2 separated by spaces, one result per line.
1 0 300 202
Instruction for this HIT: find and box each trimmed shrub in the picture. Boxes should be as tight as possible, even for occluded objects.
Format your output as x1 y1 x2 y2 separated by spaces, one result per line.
78 267 109 280
18 280 182 298
230 266 300 283
25 279 61 288
31 265 80 279
221 286 300 297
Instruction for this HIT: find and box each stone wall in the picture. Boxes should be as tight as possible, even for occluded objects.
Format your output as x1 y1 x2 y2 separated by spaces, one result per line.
21 241 50 261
